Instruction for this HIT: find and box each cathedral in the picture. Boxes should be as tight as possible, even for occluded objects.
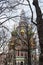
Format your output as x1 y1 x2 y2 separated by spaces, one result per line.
7 9 31 65
15 10 28 65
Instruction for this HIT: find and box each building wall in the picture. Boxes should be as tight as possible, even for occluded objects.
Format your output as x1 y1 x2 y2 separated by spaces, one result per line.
16 50 28 57
15 50 28 65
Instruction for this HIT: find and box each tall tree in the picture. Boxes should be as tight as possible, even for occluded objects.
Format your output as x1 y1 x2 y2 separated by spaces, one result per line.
0 0 20 50
33 0 43 65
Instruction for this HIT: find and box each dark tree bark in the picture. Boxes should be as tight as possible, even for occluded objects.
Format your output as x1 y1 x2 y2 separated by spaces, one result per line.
33 0 43 65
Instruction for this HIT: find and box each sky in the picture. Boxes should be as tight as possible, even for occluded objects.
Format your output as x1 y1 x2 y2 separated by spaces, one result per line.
7 0 43 31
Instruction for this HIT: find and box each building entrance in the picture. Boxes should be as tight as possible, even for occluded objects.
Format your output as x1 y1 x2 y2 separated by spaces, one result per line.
21 62 23 65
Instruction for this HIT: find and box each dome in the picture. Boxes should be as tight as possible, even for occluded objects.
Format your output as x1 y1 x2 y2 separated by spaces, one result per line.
20 29 25 33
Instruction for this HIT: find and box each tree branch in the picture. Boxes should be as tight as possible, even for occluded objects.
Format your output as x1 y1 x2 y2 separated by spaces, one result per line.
27 0 37 26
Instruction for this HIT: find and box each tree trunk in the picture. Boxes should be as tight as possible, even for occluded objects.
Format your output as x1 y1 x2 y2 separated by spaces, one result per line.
33 0 43 65
26 25 31 65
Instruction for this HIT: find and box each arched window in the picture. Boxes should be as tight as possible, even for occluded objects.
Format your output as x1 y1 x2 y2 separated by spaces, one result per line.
21 52 23 56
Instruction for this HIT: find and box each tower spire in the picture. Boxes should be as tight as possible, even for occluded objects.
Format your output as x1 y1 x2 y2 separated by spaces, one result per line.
20 9 26 22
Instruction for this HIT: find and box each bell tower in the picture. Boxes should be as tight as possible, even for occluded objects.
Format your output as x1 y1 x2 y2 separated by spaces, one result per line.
17 9 28 39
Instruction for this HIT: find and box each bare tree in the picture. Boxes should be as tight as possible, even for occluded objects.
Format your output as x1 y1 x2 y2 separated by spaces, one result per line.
0 0 30 50
0 0 20 50
32 0 43 65
0 0 42 65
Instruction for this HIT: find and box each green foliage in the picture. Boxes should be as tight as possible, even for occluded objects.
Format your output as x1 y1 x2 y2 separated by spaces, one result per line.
28 31 34 37
11 30 18 36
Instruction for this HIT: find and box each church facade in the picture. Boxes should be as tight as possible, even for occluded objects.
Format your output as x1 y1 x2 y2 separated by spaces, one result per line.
7 10 30 65
15 10 28 65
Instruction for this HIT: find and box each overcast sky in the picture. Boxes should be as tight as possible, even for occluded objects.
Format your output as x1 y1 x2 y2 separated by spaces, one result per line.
7 0 43 31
